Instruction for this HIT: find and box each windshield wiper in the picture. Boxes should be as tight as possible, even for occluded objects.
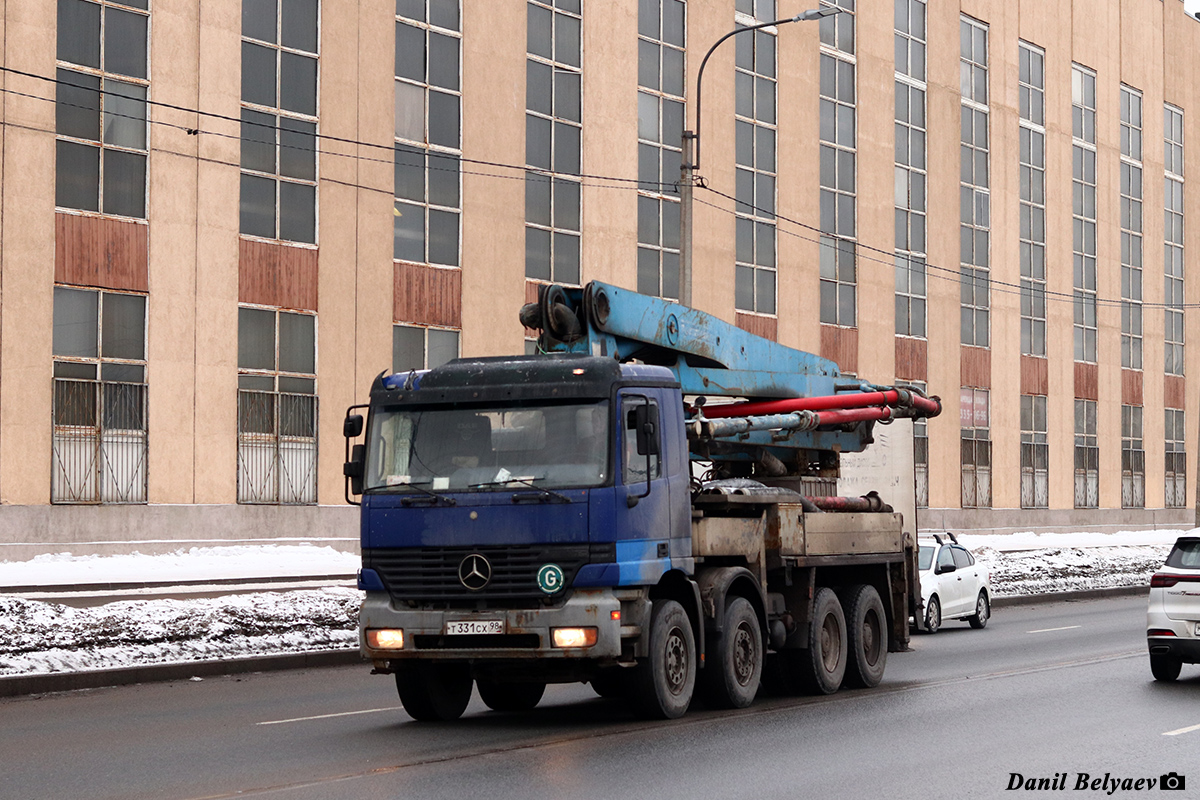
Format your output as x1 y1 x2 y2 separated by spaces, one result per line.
388 480 456 506
470 477 572 504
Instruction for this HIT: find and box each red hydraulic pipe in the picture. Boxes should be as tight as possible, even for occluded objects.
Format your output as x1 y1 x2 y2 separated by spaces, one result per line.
808 406 894 426
702 390 941 419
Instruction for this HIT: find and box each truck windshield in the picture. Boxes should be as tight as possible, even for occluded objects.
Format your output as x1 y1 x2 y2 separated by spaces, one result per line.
365 401 609 492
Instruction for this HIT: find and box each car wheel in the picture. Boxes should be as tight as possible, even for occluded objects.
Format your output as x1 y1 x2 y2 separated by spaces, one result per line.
797 587 848 695
630 599 696 719
700 596 763 708
394 661 473 721
968 590 990 629
1150 653 1183 682
476 679 546 712
924 595 941 634
841 584 888 689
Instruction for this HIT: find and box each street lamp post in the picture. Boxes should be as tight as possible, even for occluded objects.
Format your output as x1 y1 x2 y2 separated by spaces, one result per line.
678 6 841 309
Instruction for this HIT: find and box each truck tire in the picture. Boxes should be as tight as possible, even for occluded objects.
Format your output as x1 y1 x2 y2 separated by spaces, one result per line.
1150 653 1182 682
797 587 847 695
394 661 473 721
631 599 696 719
700 596 763 709
968 590 990 629
476 679 546 712
840 584 887 689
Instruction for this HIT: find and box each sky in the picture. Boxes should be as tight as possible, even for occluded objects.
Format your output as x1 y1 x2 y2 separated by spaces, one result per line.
1188 0 1200 17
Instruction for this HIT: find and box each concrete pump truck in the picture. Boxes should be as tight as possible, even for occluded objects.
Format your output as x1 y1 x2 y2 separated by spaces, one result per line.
342 281 941 720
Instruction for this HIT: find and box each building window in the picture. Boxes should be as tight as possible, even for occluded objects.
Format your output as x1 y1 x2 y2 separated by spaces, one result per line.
1165 105 1185 377
894 0 926 338
237 306 317 504
51 286 147 504
240 0 319 244
395 1 461 266
733 1 779 316
636 0 685 300
1018 42 1046 357
1072 64 1097 363
1166 408 1187 509
1120 86 1143 371
393 324 459 372
55 0 149 219
1074 398 1098 508
959 16 989 348
1020 394 1048 509
1121 404 1144 508
525 0 582 284
817 0 856 326
960 387 990 509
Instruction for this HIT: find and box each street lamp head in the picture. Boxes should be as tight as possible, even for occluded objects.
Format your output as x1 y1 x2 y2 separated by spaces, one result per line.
793 5 842 22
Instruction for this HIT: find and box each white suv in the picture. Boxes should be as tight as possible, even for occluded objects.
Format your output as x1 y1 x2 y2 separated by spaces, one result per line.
1147 535 1200 682
916 534 991 633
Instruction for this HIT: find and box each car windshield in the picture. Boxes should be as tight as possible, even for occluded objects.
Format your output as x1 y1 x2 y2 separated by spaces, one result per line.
1165 539 1200 569
365 401 609 492
918 545 934 571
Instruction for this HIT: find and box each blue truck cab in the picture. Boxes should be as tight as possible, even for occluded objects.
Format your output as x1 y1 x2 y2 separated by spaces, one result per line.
355 355 696 685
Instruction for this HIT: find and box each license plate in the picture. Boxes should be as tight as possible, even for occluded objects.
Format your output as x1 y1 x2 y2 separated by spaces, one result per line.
445 620 503 635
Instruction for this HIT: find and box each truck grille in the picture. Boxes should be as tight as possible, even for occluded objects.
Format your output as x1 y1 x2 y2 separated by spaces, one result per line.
364 543 615 605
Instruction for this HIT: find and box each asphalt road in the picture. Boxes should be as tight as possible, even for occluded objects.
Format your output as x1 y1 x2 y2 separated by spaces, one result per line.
3 594 1197 800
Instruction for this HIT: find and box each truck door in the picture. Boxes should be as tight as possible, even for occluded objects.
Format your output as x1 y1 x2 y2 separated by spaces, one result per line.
613 392 673 582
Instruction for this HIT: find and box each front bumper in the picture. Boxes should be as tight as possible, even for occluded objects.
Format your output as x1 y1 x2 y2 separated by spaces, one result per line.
359 588 632 662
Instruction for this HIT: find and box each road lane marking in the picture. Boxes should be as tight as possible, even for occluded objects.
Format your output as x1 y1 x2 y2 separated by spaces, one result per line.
1027 625 1081 633
257 707 403 726
1163 722 1200 736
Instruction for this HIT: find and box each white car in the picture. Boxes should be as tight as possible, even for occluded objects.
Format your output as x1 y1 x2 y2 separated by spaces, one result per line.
916 534 991 633
1147 535 1200 681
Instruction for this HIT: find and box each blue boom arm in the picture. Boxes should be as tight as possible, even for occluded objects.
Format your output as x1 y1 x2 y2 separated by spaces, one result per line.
522 281 906 456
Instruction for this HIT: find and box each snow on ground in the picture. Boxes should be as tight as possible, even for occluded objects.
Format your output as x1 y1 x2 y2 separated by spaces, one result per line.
0 544 359 588
0 589 360 676
0 530 1194 677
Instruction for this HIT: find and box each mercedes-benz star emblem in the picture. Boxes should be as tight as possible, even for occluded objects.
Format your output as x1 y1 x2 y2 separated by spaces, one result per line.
458 553 492 591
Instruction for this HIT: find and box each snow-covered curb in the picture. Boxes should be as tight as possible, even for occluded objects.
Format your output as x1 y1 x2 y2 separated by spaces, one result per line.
0 588 360 676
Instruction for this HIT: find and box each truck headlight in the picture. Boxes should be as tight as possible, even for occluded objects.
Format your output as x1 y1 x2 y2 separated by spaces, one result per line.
551 627 597 648
366 629 405 649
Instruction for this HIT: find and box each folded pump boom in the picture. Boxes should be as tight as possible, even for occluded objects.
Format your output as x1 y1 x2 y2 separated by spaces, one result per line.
520 280 941 472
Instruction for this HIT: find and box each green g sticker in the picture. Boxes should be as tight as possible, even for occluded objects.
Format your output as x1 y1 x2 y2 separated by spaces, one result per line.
537 563 565 594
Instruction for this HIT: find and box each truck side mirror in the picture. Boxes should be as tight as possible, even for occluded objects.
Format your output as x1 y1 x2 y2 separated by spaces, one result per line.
344 414 364 439
634 404 660 456
344 443 365 496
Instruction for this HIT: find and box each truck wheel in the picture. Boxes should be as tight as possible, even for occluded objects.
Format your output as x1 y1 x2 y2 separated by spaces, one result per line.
841 584 887 689
924 595 941 634
1150 653 1182 682
476 679 546 712
968 591 990 629
797 587 847 695
394 661 473 721
631 599 696 719
700 596 763 709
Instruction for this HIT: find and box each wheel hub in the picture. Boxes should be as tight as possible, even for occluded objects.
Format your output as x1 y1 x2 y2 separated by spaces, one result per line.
664 628 688 694
732 623 755 685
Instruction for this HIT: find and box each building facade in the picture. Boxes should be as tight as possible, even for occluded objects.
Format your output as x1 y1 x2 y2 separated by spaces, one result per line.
0 0 1197 559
